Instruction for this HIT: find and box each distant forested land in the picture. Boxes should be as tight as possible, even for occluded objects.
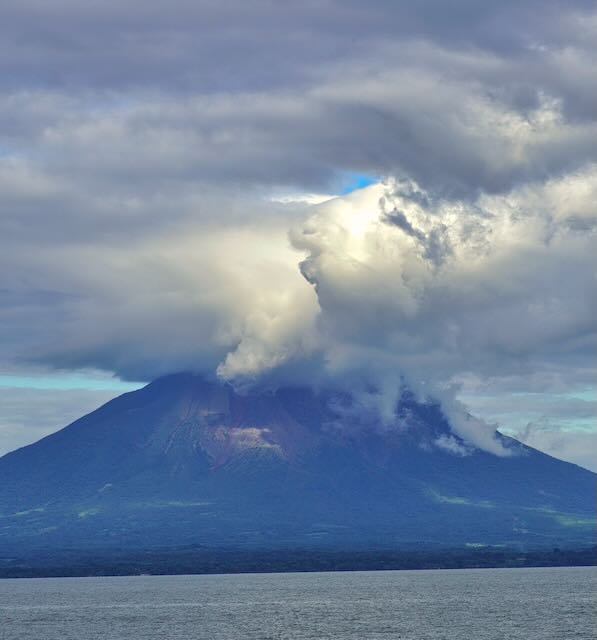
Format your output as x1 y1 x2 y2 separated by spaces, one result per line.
0 546 595 579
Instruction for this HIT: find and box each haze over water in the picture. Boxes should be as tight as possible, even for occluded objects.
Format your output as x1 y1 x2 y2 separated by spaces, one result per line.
1 567 594 640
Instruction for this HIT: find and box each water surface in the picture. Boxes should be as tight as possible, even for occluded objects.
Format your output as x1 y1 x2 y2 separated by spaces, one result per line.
1 566 595 639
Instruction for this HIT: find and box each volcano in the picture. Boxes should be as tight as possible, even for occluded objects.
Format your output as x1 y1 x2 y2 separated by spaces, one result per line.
0 373 594 555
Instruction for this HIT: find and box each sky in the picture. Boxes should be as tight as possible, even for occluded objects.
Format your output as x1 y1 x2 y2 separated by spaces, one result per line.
0 0 595 469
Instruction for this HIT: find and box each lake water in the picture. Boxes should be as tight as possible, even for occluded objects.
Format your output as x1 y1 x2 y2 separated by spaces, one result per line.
0 566 595 639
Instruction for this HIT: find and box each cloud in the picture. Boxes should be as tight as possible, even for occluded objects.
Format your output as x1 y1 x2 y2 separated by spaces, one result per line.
6 212 320 383
1 2 593 95
383 207 451 268
0 0 595 459
0 7 595 198
289 173 596 452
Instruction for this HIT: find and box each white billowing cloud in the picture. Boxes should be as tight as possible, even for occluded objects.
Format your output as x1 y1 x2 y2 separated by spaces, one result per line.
13 215 320 383
287 170 596 452
507 165 597 227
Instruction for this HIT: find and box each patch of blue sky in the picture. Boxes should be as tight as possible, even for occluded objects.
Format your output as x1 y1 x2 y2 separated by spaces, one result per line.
562 388 596 402
336 172 380 195
548 418 597 432
496 412 596 435
463 387 597 436
507 389 596 399
0 374 143 392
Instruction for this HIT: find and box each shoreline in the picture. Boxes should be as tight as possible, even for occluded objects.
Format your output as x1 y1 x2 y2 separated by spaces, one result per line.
2 546 595 580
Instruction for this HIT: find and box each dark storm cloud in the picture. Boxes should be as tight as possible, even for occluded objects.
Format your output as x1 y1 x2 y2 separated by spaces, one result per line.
1 0 593 92
0 0 595 199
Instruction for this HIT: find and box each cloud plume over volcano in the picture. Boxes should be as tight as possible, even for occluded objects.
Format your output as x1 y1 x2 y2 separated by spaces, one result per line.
0 0 595 461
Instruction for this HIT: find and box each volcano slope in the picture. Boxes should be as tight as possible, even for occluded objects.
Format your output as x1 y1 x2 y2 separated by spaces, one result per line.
0 373 594 555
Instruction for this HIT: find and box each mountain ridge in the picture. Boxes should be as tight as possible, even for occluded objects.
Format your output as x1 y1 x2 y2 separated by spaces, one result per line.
0 373 594 553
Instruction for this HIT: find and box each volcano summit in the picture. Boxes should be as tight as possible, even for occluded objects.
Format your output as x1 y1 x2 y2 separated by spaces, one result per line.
0 374 594 558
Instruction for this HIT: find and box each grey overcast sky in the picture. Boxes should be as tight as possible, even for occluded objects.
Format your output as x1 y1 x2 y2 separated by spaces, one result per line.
0 0 595 468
